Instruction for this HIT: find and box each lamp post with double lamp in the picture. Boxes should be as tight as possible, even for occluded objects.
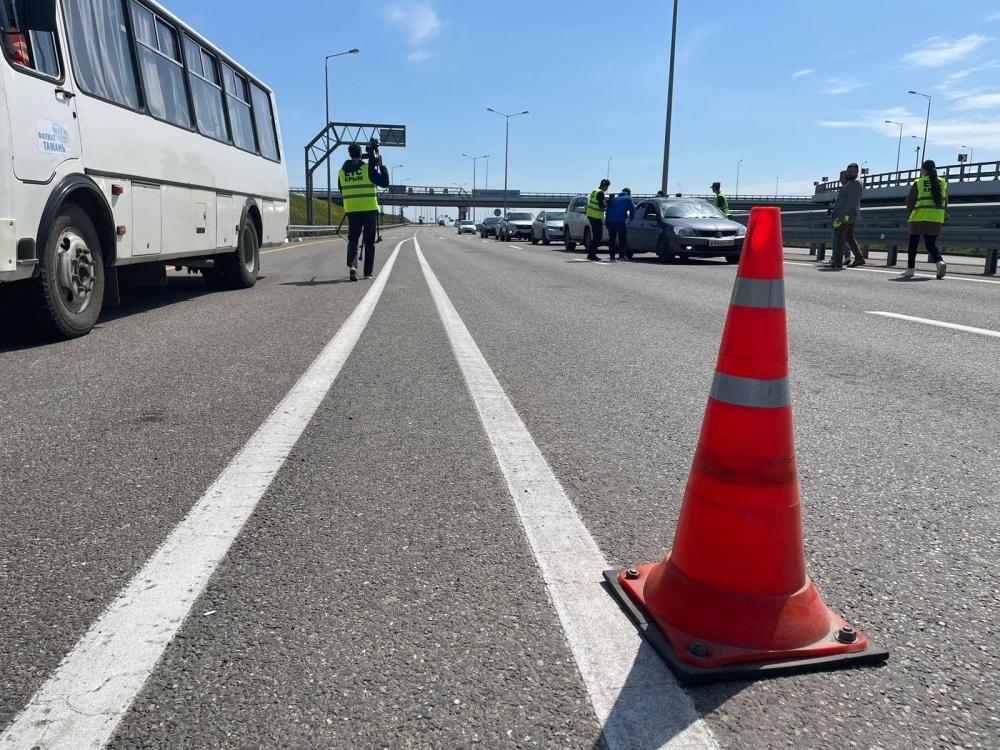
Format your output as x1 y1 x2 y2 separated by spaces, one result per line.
885 119 904 172
486 107 529 216
735 159 743 197
908 89 932 164
461 153 488 224
323 48 360 225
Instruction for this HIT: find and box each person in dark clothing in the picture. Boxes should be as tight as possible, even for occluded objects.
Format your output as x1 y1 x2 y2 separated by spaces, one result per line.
586 178 611 261
338 143 390 280
605 187 636 261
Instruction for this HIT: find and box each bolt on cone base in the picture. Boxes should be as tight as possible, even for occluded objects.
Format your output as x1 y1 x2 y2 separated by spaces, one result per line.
603 568 889 685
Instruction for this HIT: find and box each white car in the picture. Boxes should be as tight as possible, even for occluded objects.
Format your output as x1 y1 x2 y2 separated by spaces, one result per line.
456 220 477 234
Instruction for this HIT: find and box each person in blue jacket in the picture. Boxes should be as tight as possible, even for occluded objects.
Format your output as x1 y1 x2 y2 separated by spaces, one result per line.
606 188 637 261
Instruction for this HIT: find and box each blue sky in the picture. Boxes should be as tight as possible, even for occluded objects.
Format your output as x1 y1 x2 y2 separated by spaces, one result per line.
165 0 1000 198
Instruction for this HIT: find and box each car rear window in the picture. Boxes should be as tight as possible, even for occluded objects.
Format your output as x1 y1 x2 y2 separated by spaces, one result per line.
509 213 533 220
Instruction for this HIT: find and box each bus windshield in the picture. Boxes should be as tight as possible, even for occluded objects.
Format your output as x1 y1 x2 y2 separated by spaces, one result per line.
0 0 59 77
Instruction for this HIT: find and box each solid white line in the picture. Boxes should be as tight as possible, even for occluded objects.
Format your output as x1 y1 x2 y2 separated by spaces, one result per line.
0 237 411 750
865 311 1000 338
783 260 1000 285
413 236 718 750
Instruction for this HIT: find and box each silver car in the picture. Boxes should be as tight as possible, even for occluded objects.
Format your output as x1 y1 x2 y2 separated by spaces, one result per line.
456 220 477 234
531 210 565 245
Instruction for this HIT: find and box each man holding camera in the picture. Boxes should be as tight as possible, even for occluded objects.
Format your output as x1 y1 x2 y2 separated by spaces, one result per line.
338 142 390 281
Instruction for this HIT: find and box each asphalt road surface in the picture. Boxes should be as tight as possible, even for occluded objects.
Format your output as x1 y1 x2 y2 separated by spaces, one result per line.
1 226 997 750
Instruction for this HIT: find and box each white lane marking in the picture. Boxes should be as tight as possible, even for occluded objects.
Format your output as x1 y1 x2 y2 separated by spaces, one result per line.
413 236 718 750
0 237 411 750
783 260 1000 284
510 244 523 249
865 311 1000 338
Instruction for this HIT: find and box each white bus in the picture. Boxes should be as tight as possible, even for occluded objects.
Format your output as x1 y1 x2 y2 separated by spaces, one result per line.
0 0 288 338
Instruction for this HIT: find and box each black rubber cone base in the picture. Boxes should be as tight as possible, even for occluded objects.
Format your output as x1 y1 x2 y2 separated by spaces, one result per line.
603 569 889 685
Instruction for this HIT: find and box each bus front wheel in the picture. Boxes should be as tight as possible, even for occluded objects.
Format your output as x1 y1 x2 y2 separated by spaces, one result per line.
33 204 105 339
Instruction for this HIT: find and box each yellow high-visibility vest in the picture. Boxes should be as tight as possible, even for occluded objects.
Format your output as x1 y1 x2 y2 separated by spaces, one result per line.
908 177 947 224
587 188 605 219
339 163 379 213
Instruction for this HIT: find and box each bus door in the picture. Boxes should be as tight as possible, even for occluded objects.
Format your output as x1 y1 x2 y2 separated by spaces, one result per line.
1 0 81 183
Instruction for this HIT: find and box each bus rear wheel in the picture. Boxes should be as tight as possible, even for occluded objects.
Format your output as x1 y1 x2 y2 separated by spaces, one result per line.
207 221 260 289
33 204 105 339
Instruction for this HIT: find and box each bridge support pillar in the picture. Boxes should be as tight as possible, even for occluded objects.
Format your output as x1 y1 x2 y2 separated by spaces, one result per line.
887 245 898 267
809 243 816 257
986 248 998 275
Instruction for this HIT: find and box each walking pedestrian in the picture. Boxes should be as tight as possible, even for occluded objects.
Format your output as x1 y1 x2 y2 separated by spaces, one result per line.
901 159 948 279
826 162 865 269
824 170 852 266
606 187 636 261
339 143 390 281
586 178 610 261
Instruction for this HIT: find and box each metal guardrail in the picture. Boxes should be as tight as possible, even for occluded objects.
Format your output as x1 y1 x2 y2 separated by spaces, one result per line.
815 160 1000 195
733 203 1000 274
290 186 815 204
287 221 410 238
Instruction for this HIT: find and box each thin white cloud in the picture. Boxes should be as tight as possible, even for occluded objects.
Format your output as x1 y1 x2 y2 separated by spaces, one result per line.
901 35 988 68
818 107 1000 149
990 12 1000 21
406 50 432 63
821 77 870 95
955 93 1000 109
383 2 441 43
792 68 814 78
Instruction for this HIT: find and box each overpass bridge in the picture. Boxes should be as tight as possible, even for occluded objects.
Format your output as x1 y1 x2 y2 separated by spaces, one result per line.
813 159 1000 204
291 185 817 218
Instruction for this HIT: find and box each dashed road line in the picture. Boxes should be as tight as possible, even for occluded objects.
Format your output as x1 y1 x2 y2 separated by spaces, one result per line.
0 237 411 750
414 235 718 750
866 311 1000 338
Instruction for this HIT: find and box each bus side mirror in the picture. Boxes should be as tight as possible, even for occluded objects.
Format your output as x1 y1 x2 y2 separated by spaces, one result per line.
24 0 57 32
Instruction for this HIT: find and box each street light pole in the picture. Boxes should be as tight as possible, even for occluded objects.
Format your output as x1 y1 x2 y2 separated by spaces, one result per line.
324 48 360 226
885 120 903 172
911 135 922 169
775 176 780 199
487 108 529 216
908 90 931 165
735 159 743 197
462 154 488 224
961 144 974 163
661 0 679 193
607 156 613 181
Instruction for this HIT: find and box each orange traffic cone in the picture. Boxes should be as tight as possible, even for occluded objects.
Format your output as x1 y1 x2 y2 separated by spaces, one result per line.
605 207 887 683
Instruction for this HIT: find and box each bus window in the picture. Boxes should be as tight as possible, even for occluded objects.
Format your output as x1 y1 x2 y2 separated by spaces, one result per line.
131 3 189 128
0 0 60 78
222 62 255 152
63 0 140 109
250 83 279 161
184 36 227 142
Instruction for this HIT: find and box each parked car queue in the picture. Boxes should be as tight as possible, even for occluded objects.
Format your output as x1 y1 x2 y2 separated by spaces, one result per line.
470 197 746 263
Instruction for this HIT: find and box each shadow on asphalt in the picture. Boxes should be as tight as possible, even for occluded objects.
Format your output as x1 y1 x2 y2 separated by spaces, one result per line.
0 274 221 351
279 277 356 287
888 277 932 283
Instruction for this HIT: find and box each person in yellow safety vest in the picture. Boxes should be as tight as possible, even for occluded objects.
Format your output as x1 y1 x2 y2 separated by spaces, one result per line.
902 159 948 280
586 179 611 261
338 143 390 281
710 182 729 216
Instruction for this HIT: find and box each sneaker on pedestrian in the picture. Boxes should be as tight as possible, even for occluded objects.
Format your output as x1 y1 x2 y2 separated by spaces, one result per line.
587 255 598 262
349 266 358 281
936 261 947 279
900 268 914 278
364 273 373 279
851 257 866 268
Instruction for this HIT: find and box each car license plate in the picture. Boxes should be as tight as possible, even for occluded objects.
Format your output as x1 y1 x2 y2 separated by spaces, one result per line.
708 238 734 247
